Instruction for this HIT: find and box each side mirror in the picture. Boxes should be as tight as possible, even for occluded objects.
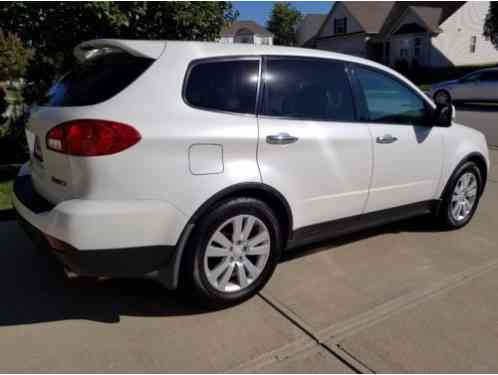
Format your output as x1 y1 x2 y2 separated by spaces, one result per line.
433 103 453 127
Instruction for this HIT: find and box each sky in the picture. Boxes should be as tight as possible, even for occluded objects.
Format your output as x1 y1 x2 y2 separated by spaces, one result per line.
232 1 333 26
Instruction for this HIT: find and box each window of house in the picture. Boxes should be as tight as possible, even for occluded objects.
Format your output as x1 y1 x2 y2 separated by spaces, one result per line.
261 58 355 122
185 59 259 114
414 38 421 58
400 48 409 58
470 35 477 53
355 65 428 126
334 18 348 34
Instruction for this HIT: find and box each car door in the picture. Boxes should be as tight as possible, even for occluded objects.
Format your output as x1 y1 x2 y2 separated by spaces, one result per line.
452 72 481 100
352 64 444 213
478 71 498 100
257 57 373 231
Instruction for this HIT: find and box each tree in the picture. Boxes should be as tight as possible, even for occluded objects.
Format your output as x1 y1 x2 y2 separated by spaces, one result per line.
0 31 32 137
484 1 498 49
0 31 33 84
267 2 302 46
0 2 237 102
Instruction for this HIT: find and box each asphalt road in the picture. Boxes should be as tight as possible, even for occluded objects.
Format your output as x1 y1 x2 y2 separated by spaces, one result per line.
0 147 497 371
455 104 498 147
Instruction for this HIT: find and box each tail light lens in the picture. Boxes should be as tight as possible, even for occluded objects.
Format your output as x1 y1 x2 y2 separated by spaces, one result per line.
46 119 141 156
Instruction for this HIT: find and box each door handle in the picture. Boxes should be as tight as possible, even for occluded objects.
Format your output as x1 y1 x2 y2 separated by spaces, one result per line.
266 133 299 145
376 134 398 144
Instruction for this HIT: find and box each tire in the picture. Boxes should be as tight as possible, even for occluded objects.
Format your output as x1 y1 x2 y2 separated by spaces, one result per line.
182 197 283 308
439 161 482 229
434 90 451 106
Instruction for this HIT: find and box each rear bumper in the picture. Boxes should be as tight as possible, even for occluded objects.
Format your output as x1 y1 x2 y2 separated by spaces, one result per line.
16 212 175 278
12 165 188 279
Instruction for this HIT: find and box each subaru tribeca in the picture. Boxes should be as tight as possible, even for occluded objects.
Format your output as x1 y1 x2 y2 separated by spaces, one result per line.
13 40 489 307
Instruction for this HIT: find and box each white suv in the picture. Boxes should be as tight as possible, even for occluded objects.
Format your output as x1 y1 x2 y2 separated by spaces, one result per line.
13 40 489 307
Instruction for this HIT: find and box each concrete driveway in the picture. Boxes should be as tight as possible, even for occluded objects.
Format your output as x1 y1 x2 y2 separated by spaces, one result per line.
0 150 497 372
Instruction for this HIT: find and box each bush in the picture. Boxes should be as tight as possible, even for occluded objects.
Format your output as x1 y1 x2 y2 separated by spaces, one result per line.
0 31 33 83
0 111 29 164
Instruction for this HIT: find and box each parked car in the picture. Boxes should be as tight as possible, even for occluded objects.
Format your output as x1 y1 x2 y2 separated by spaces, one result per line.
13 40 489 307
428 67 498 105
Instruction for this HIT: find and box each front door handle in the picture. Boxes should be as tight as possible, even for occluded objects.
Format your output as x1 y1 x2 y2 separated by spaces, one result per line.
376 134 398 144
266 133 299 145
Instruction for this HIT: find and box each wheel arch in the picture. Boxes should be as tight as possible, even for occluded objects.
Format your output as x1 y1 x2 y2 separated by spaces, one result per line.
156 182 293 290
441 152 488 199
188 183 293 241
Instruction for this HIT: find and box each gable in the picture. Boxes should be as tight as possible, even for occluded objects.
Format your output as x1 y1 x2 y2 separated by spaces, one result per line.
318 2 365 37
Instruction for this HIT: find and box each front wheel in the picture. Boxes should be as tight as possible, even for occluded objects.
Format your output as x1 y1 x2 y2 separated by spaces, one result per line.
439 161 482 229
183 198 282 308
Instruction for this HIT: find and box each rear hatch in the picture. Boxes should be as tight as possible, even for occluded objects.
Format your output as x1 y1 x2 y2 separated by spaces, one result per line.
26 39 165 204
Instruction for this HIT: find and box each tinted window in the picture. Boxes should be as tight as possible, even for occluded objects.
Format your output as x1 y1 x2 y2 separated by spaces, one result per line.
480 71 498 81
461 72 481 82
355 66 428 126
262 58 355 122
42 53 153 106
185 60 259 114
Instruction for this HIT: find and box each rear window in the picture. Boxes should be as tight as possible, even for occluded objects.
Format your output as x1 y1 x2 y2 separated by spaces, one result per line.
41 53 153 107
184 59 259 114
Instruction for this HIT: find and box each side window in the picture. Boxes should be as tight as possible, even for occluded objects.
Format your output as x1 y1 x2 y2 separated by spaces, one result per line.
461 72 480 83
480 71 498 81
185 59 259 114
261 58 355 122
355 66 428 126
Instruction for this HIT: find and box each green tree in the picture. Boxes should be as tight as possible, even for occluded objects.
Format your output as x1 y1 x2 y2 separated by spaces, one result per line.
0 2 237 102
0 30 33 83
267 2 302 46
484 1 498 49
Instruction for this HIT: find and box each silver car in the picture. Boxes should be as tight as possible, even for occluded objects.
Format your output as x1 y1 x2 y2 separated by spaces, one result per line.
428 68 498 105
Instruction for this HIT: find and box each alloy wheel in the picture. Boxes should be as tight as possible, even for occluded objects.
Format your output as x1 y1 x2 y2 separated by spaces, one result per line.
450 172 478 222
203 215 271 293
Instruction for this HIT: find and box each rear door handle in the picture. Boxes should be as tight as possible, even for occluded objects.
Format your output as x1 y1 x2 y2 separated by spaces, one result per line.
376 134 398 144
266 133 299 145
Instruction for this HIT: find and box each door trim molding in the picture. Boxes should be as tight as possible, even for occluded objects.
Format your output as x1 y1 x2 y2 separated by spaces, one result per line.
287 199 440 249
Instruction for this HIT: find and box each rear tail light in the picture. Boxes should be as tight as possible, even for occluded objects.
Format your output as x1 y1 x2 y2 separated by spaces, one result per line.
46 119 141 156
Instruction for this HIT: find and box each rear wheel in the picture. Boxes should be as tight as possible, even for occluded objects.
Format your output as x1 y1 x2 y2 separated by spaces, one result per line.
183 198 282 308
439 161 482 229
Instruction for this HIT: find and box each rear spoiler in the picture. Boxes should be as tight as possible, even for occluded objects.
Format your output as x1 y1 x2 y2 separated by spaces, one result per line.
74 39 166 62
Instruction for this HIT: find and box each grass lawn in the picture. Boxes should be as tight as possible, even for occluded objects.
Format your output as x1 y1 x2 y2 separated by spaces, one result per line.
0 180 13 210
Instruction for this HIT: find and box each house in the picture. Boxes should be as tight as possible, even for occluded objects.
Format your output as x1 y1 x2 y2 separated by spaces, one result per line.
296 14 327 47
313 1 498 68
219 21 273 45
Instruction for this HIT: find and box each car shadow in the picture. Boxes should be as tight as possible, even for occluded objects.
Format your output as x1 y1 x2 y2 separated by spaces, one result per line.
0 223 208 327
1 215 444 327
